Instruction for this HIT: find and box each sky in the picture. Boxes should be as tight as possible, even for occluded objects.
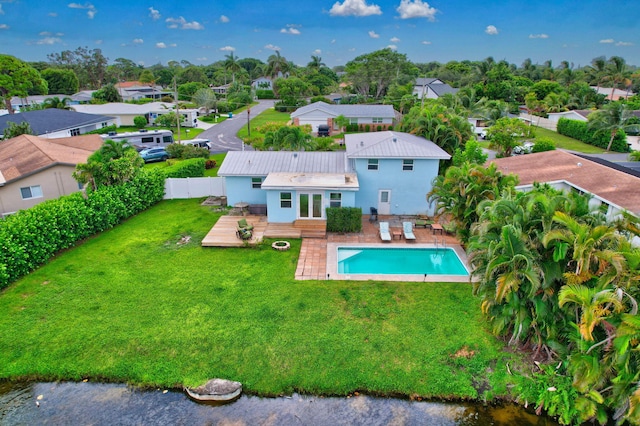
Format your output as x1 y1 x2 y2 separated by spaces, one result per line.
0 0 639 69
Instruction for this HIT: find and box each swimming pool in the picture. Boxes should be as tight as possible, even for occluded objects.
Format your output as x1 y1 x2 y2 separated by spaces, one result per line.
337 247 469 276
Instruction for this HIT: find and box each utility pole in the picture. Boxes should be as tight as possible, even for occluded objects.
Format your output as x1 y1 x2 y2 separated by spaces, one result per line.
173 77 181 143
247 104 251 137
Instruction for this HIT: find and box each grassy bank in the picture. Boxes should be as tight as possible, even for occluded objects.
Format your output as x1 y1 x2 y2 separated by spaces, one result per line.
533 127 606 153
237 108 291 140
0 199 516 399
117 126 204 141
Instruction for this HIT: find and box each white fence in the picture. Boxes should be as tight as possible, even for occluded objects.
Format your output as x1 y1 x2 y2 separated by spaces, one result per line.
164 177 226 199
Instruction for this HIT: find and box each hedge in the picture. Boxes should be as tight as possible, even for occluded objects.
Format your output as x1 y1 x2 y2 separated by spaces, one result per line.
326 207 362 233
162 158 206 178
557 118 629 152
256 90 275 99
0 169 165 289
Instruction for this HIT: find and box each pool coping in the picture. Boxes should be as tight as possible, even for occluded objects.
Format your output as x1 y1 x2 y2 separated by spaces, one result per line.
325 243 477 283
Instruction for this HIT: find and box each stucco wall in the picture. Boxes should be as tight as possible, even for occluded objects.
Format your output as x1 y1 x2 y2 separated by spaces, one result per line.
265 189 357 223
224 176 268 206
0 165 81 216
353 158 439 215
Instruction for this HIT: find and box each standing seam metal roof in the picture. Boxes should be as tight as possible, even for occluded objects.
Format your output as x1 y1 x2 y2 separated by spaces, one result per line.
218 151 351 176
345 131 451 159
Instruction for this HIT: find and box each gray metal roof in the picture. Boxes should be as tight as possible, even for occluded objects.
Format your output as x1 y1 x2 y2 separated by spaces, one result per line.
428 84 459 96
414 77 441 86
291 101 396 118
0 109 114 136
345 131 451 159
218 151 351 176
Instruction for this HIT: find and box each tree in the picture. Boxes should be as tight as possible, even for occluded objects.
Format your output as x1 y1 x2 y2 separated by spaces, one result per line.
0 54 48 113
155 112 179 128
603 56 631 100
451 139 488 166
588 102 640 151
264 51 289 79
41 68 79 95
192 88 217 115
262 126 315 151
1 121 34 140
334 115 350 133
224 53 242 83
73 140 143 190
92 84 122 103
47 47 108 89
42 96 72 110
176 66 208 85
307 55 325 70
344 48 414 99
177 82 206 101
485 117 534 157
273 77 310 110
133 116 147 128
139 70 156 85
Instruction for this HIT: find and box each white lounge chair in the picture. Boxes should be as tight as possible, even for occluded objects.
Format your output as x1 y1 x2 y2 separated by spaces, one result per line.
403 222 416 241
379 222 392 242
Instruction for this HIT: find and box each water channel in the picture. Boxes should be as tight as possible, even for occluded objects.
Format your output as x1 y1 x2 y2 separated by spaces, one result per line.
0 381 559 425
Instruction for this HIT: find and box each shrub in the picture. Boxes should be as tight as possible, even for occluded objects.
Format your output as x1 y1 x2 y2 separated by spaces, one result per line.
162 158 206 178
377 125 382 131
205 159 217 169
84 124 117 135
326 207 362 233
531 138 556 153
134 116 147 128
0 169 165 289
365 125 370 132
557 118 629 152
165 144 209 160
256 90 275 99
160 95 174 103
629 151 640 161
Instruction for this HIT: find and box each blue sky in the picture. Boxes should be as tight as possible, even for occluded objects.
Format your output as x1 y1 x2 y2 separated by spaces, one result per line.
0 0 638 68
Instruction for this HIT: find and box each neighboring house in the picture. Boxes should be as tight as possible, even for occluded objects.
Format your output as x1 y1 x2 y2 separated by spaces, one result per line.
218 131 450 223
0 109 117 139
0 134 103 217
72 102 199 127
490 150 640 220
547 110 592 123
291 101 398 134
210 83 232 95
413 78 459 99
591 86 635 101
114 81 172 101
252 77 273 90
9 94 84 112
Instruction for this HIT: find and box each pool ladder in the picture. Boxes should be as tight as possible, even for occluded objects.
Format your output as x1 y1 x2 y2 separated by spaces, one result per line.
433 237 446 252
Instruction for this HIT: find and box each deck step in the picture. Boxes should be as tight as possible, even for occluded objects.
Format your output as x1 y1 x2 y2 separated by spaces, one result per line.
295 220 326 238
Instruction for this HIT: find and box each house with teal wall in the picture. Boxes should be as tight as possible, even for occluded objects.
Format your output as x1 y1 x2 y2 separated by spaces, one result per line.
218 131 450 223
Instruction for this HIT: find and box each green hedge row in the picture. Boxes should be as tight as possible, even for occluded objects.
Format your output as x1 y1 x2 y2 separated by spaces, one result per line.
84 124 118 135
162 158 206 178
326 207 362 233
0 169 165 289
256 90 275 99
557 118 629 152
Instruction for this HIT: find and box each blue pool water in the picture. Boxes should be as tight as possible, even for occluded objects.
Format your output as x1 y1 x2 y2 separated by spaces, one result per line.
337 247 469 275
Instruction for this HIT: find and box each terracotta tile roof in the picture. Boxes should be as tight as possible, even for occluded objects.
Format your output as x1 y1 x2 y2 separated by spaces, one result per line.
489 150 640 215
0 134 102 184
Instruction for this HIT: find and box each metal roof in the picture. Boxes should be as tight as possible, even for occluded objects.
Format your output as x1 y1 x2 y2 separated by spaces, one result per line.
345 131 451 159
218 151 351 176
290 102 396 119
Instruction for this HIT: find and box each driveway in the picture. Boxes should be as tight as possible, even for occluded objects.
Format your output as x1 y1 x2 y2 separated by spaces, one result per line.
199 100 275 153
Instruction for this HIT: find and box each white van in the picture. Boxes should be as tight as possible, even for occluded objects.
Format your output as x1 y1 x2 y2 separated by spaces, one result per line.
179 138 211 150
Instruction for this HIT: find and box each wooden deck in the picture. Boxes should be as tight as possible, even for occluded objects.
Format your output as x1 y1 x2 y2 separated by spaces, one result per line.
201 216 327 247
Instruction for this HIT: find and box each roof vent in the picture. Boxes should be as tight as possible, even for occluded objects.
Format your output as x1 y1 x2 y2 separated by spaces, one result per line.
293 153 298 158
577 162 582 167
393 138 397 143
360 141 364 146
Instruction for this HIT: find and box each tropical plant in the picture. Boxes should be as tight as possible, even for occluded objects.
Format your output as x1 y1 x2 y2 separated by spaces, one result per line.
42 96 72 110
192 88 217 115
0 54 48 113
307 55 325 70
588 102 640 151
1 121 34 140
265 51 289 79
262 126 315 151
485 117 535 157
224 52 242 82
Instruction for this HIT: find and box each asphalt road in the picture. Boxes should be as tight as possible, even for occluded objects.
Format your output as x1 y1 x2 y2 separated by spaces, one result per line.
200 100 275 153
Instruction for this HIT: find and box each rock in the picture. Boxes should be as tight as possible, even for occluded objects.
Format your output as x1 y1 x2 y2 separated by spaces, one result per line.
185 379 242 402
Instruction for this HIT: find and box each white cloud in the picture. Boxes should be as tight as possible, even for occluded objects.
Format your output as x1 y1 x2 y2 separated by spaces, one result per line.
169 43 177 47
600 39 614 44
220 15 229 23
95 39 103 44
396 0 437 21
387 44 397 50
68 2 97 19
329 0 382 17
196 57 208 61
166 16 204 30
421 40 431 45
0 24 9 30
390 36 400 42
368 30 379 38
616 41 633 46
40 31 64 37
156 42 167 48
485 25 498 35
219 45 236 51
148 7 160 21
280 24 301 35
133 38 144 44
37 37 62 45
0 5 4 15
348 47 356 51
48 12 58 17
529 33 549 39
138 61 145 66
331 39 336 44
265 44 280 51
313 49 322 55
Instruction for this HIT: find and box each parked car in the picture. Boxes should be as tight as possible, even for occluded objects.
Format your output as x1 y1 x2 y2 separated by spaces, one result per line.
317 124 330 137
179 138 211 150
140 147 169 163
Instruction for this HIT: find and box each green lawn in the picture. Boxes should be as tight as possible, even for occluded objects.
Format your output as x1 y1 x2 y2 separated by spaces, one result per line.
0 199 516 399
237 108 291 140
144 153 226 177
532 127 606 153
117 126 204 141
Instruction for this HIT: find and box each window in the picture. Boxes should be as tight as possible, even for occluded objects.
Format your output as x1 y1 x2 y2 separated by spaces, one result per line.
372 117 383 124
368 159 379 170
20 185 43 200
101 122 109 128
251 177 262 189
141 136 154 143
280 192 292 208
329 193 342 208
162 135 173 143
70 128 80 136
403 159 414 171
349 118 358 125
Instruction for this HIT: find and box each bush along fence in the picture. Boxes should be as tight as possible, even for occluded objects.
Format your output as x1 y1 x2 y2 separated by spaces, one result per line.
0 169 165 290
326 207 363 233
162 158 206 178
556 118 628 152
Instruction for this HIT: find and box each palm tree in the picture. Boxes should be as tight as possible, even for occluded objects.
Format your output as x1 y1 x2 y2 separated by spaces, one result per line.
588 102 640 151
603 56 631 100
192 88 217 115
265 51 289 79
42 96 72 110
224 53 242 83
307 55 325 70
262 126 315 151
559 285 624 341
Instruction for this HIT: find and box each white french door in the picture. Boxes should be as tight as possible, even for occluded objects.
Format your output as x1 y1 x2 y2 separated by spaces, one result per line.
298 193 323 219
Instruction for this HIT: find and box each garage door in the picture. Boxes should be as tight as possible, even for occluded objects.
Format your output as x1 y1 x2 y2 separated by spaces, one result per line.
302 120 328 133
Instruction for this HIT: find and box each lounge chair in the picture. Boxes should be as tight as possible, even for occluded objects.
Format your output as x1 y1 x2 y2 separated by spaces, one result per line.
236 228 252 240
379 222 391 242
402 222 416 241
237 218 254 231
369 207 378 223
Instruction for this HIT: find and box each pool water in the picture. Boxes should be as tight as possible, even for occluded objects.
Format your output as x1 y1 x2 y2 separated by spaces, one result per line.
337 247 469 276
